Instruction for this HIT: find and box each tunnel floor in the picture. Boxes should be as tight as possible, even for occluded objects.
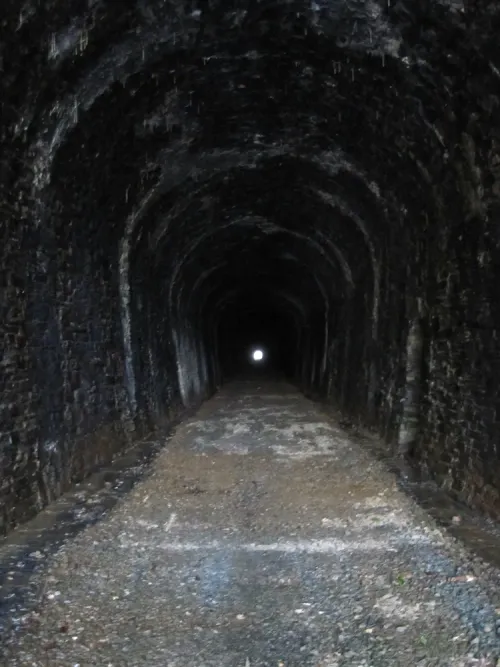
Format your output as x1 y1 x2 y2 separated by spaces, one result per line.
4 382 500 666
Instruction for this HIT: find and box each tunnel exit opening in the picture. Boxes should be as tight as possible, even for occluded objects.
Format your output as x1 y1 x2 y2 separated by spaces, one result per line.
2 0 500 537
251 348 265 362
215 290 299 383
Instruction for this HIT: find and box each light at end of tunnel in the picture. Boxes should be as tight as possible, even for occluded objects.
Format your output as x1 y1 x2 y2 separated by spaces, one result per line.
252 349 264 362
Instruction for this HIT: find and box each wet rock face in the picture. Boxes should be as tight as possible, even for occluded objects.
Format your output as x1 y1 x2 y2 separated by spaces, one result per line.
1 0 500 532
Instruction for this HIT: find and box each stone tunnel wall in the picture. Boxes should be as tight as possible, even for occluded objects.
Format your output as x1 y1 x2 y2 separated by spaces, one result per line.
418 204 500 517
1 0 500 534
0 183 215 535
299 164 500 519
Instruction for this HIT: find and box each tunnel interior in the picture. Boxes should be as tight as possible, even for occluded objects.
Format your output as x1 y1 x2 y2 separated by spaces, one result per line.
216 286 299 381
1 0 500 535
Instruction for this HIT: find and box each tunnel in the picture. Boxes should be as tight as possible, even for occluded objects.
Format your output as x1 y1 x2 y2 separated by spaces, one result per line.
1 0 500 541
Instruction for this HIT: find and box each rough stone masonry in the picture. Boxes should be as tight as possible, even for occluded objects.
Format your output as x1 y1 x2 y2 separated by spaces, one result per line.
1 0 500 535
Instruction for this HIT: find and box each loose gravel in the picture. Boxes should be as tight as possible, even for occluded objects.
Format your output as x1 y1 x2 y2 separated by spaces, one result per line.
3 381 500 666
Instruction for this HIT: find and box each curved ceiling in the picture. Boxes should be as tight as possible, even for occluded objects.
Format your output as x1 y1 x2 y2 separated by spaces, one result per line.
2 0 500 533
2 0 499 372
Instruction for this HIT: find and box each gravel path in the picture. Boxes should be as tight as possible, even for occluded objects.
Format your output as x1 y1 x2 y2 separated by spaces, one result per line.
4 381 500 666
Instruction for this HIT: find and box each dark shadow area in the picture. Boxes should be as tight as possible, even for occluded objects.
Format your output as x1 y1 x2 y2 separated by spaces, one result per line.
1 0 500 540
2 4 500 661
217 289 299 382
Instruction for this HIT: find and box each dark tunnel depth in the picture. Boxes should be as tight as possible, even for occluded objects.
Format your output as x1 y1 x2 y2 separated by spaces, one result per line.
1 0 500 534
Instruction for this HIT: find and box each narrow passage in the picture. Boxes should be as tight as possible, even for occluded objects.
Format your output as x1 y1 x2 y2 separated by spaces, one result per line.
6 382 500 666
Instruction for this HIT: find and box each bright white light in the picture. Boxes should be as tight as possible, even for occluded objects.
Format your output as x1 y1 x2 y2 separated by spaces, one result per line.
252 349 264 362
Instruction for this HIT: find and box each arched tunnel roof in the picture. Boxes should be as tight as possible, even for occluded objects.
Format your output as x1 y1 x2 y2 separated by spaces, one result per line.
1 0 500 531
4 0 499 315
